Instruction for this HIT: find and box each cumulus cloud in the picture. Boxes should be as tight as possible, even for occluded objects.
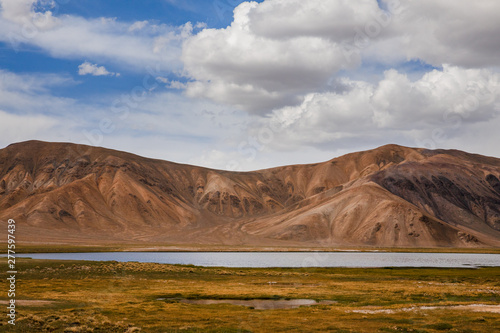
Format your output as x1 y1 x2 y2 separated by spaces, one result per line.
78 62 119 77
182 0 500 114
263 66 500 149
181 0 406 113
0 0 58 28
246 0 384 41
393 0 500 68
182 2 356 113
2 0 500 168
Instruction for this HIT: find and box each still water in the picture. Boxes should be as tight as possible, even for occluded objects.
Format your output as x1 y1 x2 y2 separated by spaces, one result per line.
15 251 500 268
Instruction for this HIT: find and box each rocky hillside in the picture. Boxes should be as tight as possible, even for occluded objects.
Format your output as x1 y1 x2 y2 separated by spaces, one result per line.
1 140 499 248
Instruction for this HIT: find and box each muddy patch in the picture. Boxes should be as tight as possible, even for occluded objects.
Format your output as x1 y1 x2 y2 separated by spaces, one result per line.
350 304 500 314
158 298 335 310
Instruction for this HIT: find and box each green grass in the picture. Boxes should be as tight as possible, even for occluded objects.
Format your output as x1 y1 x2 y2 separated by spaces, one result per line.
0 258 499 332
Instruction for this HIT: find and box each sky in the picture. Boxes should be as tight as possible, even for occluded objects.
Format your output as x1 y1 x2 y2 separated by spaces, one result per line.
0 0 499 171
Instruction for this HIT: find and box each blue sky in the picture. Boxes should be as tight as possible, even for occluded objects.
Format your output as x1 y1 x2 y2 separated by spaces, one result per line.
0 0 499 170
0 1 253 99
56 0 250 28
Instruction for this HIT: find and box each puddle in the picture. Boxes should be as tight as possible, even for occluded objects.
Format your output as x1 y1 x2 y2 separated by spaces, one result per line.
350 304 500 314
159 298 335 309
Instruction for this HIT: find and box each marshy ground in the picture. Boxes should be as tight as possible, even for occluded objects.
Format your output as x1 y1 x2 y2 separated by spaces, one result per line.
1 258 499 332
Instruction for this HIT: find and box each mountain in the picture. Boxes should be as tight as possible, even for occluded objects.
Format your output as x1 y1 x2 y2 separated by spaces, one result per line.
1 140 500 248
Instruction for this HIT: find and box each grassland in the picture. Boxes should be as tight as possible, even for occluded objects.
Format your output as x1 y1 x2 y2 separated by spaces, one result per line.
1 258 499 332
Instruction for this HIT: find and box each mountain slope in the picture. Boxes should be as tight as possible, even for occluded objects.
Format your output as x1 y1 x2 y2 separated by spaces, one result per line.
1 141 499 248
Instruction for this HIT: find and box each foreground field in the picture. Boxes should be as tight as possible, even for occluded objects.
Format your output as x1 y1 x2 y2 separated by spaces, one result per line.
1 258 499 332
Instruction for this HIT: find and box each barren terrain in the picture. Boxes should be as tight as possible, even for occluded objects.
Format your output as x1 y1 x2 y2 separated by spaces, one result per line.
1 140 500 248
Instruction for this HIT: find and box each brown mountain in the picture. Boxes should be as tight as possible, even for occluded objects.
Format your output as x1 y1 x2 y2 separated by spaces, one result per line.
1 140 500 248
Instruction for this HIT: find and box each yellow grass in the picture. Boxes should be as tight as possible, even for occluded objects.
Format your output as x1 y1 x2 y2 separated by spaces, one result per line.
1 258 499 332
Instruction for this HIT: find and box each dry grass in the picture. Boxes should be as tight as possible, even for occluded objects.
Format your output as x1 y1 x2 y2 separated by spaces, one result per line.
0 258 499 332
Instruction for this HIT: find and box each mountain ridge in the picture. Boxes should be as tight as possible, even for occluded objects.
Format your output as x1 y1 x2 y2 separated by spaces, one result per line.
1 140 499 248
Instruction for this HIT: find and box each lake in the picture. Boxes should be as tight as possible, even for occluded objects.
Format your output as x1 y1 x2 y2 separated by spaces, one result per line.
15 251 500 268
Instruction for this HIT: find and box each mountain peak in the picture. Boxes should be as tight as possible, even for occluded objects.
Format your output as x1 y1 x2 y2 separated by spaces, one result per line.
1 141 499 248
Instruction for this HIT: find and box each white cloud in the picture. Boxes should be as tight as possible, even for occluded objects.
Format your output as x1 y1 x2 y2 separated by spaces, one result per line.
0 0 58 28
182 1 356 113
0 109 60 145
155 76 186 89
78 61 119 77
244 0 500 69
263 66 500 149
0 0 194 72
2 0 500 169
0 68 250 167
0 69 76 114
246 0 384 41
167 80 186 89
182 0 500 114
72 91 250 167
0 69 114 149
391 0 500 68
128 20 149 32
